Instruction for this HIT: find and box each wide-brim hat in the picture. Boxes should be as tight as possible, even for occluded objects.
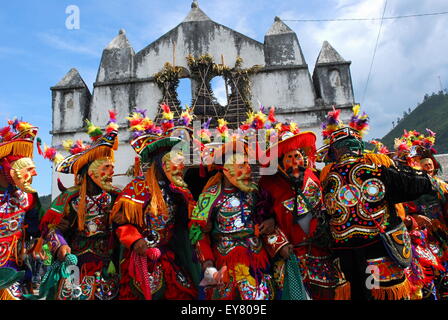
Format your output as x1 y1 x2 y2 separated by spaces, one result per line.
131 133 183 163
0 127 38 160
264 131 316 164
0 268 25 289
56 130 118 175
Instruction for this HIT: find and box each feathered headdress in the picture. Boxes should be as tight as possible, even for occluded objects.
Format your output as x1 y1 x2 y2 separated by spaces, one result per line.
217 118 230 142
55 110 119 175
0 118 38 160
395 128 437 158
321 104 369 145
317 104 369 163
369 139 390 154
127 109 161 139
160 103 175 133
349 104 369 137
263 119 316 168
179 106 194 127
321 107 343 145
36 138 64 165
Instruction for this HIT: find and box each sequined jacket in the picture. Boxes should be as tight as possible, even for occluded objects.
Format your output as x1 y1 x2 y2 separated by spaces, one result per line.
322 156 434 249
0 188 40 269
190 181 278 271
40 187 120 259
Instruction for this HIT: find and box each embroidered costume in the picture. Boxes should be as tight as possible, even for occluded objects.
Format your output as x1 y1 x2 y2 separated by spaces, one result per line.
395 129 448 299
259 117 349 300
189 134 277 300
111 106 199 300
317 105 434 300
0 119 41 300
37 112 121 300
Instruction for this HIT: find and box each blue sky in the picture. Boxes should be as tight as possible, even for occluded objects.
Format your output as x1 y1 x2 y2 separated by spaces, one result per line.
1 0 447 196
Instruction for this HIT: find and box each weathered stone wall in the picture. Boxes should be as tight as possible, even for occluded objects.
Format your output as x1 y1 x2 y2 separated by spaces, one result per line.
50 2 356 198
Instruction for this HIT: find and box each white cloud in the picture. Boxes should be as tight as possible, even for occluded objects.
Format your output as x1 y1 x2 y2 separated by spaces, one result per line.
37 32 103 58
0 46 27 57
279 0 448 140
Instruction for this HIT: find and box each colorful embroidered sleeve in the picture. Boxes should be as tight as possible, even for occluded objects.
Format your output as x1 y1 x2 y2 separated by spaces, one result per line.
189 183 221 241
189 184 222 264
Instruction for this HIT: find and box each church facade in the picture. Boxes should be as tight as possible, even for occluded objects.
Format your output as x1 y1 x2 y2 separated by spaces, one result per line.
50 1 356 197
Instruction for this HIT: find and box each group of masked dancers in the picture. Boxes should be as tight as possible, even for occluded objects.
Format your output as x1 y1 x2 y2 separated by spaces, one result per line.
1 103 447 300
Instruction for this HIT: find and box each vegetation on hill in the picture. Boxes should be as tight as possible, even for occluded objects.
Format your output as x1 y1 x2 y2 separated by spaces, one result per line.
381 91 448 154
39 194 52 212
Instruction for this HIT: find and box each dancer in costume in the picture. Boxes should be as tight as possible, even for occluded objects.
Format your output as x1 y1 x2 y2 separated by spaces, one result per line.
110 105 199 300
317 105 436 300
258 113 350 300
189 128 279 300
397 129 448 299
0 119 42 300
37 112 121 300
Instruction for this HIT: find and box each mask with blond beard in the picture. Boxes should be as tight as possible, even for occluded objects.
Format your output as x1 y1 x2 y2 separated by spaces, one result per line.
10 157 37 193
223 153 256 193
87 158 115 192
162 151 188 188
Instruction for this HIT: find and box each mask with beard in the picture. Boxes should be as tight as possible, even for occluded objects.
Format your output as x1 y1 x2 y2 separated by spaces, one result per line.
162 151 188 188
329 137 364 162
223 153 255 193
10 157 37 193
279 149 307 187
87 158 115 192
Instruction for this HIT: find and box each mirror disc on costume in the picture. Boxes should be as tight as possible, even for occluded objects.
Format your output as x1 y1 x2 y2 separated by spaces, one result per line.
361 178 385 202
337 184 360 207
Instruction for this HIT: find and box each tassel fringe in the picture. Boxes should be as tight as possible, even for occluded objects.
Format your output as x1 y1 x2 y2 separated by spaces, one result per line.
111 198 145 228
365 153 394 168
146 164 168 218
215 246 269 273
334 281 351 300
370 278 411 300
72 146 115 176
0 141 33 159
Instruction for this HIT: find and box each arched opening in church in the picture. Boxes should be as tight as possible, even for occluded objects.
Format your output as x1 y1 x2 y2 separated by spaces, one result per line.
210 76 228 106
177 77 193 108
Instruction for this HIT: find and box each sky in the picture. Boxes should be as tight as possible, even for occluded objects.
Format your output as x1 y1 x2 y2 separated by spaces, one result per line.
1 0 447 196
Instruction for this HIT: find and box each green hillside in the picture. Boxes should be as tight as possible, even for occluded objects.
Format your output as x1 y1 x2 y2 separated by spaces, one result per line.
39 194 52 212
381 92 448 153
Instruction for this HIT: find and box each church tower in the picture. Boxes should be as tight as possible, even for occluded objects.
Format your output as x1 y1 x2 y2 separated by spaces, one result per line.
312 41 355 106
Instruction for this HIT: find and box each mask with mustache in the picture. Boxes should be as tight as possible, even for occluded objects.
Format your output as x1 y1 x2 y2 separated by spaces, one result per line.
87 158 115 192
162 151 188 188
10 157 37 193
223 153 255 193
279 149 306 189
